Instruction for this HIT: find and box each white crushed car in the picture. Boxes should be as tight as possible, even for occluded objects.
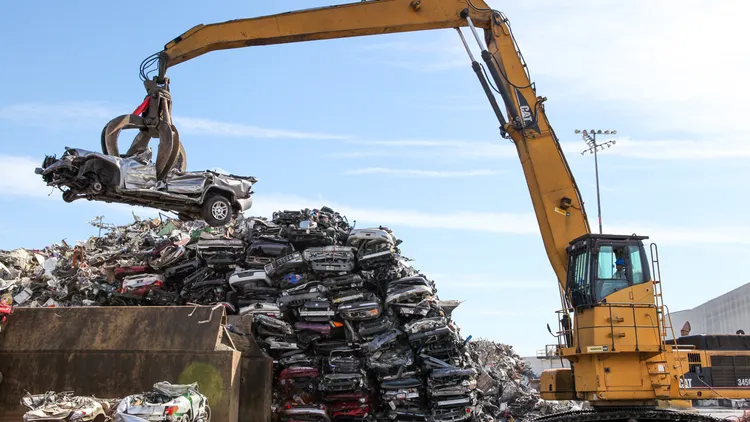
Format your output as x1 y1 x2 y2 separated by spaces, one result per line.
36 147 257 227
21 391 114 421
114 382 210 422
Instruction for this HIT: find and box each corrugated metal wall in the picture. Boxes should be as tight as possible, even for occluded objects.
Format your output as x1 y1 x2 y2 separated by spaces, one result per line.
669 282 750 337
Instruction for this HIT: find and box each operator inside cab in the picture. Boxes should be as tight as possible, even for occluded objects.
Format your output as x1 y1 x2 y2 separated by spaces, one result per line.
595 244 648 301
567 235 651 307
597 251 629 299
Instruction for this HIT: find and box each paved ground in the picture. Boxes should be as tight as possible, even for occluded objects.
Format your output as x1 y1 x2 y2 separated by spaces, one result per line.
691 407 747 420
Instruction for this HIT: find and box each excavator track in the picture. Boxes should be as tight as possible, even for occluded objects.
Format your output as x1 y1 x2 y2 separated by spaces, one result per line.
530 408 723 422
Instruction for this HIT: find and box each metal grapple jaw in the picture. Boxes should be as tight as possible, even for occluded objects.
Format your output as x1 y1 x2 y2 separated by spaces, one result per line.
101 78 186 180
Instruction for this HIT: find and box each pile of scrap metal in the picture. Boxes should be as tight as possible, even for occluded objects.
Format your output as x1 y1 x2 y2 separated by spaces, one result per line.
0 206 578 422
20 382 210 421
467 339 583 421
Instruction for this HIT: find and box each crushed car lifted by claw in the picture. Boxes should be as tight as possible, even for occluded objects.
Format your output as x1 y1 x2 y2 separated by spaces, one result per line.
35 147 257 227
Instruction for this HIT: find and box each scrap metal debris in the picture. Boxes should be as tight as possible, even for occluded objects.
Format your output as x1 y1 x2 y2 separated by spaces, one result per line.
467 339 583 421
20 391 119 421
114 381 210 421
19 382 209 422
2 207 578 422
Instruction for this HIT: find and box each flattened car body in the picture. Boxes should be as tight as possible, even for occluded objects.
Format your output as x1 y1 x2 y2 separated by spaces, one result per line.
114 382 210 422
36 147 257 226
21 392 109 421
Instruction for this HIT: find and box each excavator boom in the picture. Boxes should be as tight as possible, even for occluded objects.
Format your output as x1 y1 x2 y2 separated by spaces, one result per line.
129 0 591 303
160 1 489 70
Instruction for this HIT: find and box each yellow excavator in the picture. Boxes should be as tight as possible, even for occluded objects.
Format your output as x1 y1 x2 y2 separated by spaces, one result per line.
98 1 750 421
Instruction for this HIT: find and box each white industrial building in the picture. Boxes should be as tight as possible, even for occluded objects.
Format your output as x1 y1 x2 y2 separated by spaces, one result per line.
522 354 569 378
668 281 750 337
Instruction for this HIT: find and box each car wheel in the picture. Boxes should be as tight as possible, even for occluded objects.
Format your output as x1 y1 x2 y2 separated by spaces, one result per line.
91 181 103 194
62 190 76 203
201 194 232 226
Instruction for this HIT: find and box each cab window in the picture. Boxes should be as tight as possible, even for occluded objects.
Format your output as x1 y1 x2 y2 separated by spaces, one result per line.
595 245 629 301
629 245 646 285
569 248 592 308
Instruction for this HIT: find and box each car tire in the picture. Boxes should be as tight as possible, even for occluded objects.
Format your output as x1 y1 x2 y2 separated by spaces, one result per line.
201 194 233 227
62 190 76 203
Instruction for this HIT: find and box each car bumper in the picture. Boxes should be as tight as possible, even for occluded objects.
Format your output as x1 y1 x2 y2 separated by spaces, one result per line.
236 196 253 212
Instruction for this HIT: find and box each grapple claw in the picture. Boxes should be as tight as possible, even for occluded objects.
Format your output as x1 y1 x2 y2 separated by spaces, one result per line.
155 122 178 180
101 114 148 157
100 77 186 180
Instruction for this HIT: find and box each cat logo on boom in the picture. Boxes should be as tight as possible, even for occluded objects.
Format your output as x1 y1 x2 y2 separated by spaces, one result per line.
513 87 540 133
679 378 693 389
520 105 533 124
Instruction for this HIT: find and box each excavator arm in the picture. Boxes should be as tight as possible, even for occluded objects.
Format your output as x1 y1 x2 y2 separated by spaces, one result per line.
106 0 590 304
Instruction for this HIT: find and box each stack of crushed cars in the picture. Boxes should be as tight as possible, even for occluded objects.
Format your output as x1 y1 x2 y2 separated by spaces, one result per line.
0 206 578 422
247 208 476 422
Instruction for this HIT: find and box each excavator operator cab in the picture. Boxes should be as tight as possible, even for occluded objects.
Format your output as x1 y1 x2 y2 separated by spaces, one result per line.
565 234 652 309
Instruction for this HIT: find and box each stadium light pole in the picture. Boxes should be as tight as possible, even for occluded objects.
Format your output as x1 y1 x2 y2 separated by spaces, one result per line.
574 129 617 234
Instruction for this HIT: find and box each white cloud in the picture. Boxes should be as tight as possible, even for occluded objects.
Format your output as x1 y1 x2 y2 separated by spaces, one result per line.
0 155 55 198
245 193 539 235
608 222 750 247
327 151 395 159
344 167 503 178
338 136 750 163
488 0 750 138
172 116 352 140
355 139 474 147
0 101 119 129
6 100 742 164
357 58 467 73
361 41 463 54
0 101 351 141
330 140 518 160
356 38 468 72
344 1 750 152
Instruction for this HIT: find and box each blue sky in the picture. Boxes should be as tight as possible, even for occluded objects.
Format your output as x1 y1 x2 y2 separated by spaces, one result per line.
1 0 749 356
